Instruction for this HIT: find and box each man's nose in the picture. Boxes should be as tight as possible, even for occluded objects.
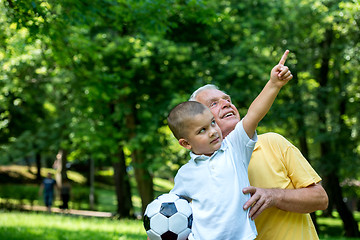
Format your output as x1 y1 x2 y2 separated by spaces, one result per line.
219 99 230 108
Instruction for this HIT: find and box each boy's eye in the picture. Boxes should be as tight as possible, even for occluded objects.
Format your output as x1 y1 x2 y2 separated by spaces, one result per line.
199 128 205 134
211 120 216 126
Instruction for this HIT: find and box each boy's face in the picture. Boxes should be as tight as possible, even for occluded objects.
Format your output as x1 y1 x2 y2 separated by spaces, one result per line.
180 108 223 156
195 88 240 137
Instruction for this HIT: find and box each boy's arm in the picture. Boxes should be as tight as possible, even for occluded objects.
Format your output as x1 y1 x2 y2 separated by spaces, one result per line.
243 50 293 138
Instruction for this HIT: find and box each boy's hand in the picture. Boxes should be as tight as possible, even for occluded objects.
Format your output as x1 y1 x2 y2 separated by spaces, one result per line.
270 50 293 87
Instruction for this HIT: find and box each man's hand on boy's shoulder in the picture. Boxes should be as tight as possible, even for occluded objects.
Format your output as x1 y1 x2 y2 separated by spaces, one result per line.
269 50 293 87
242 186 281 220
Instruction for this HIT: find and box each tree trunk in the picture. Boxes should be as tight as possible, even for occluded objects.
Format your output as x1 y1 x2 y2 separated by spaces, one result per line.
125 106 154 215
54 149 68 185
36 152 42 182
113 148 133 218
132 149 154 215
321 176 334 217
317 27 359 237
325 173 360 237
317 30 334 217
109 101 135 218
334 78 359 236
89 157 95 210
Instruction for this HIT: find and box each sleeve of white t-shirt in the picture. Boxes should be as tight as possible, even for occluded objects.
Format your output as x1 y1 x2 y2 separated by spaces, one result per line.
225 119 257 166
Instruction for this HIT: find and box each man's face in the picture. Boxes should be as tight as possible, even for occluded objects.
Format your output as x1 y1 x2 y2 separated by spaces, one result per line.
195 89 240 137
183 108 223 156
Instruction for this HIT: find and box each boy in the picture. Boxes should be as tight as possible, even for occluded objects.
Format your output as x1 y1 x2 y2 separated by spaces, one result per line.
167 51 292 240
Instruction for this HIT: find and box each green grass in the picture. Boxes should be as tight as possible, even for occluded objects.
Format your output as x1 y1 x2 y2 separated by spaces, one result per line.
0 211 147 240
318 211 360 240
1 211 360 240
2 165 360 239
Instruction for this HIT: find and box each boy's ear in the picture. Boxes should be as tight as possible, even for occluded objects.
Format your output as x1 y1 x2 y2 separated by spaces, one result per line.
179 138 192 150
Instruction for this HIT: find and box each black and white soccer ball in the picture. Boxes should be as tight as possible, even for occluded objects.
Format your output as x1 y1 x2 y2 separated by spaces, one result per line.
143 193 193 240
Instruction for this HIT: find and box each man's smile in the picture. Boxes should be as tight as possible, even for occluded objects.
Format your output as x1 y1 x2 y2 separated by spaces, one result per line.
221 111 235 119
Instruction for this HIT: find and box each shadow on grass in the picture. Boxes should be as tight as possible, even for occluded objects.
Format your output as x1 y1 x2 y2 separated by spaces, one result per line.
318 222 360 240
318 223 345 239
0 211 147 240
317 211 360 240
0 225 146 240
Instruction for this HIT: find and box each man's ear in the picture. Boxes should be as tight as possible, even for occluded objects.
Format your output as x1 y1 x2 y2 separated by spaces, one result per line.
179 138 192 150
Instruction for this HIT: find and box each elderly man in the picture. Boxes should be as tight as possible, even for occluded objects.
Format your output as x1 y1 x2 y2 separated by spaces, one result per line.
189 83 328 239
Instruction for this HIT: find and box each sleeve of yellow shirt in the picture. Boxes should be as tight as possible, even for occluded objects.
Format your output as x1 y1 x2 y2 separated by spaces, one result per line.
276 133 322 188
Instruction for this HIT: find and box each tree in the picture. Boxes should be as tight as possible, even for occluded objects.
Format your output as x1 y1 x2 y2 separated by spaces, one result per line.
2 1 359 231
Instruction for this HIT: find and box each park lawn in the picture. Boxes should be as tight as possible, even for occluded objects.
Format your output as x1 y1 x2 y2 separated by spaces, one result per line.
317 211 360 240
1 211 360 240
0 211 147 240
1 166 360 239
0 165 175 215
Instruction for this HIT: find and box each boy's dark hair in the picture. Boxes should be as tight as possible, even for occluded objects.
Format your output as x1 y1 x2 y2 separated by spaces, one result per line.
168 101 208 140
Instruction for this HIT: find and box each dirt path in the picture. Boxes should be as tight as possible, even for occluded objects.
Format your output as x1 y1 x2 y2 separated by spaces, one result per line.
22 205 112 218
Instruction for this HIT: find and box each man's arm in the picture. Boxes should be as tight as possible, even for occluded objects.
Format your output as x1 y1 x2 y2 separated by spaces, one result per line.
243 50 293 138
243 183 328 220
38 183 44 196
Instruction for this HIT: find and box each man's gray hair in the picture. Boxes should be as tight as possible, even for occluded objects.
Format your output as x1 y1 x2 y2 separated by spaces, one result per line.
189 84 219 101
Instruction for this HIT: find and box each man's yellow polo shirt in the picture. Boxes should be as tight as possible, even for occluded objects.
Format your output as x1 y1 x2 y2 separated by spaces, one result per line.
248 133 321 240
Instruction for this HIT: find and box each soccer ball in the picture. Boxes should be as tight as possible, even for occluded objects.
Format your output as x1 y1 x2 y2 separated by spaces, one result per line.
143 193 193 240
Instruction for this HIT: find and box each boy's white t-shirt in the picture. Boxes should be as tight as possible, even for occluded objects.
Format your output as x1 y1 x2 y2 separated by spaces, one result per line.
170 120 258 240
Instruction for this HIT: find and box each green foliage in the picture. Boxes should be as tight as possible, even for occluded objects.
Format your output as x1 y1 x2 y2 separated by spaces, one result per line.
1 0 359 227
0 184 38 207
71 187 98 210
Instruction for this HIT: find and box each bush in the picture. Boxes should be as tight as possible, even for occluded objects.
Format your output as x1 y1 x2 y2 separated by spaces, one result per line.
0 184 39 209
71 187 98 210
